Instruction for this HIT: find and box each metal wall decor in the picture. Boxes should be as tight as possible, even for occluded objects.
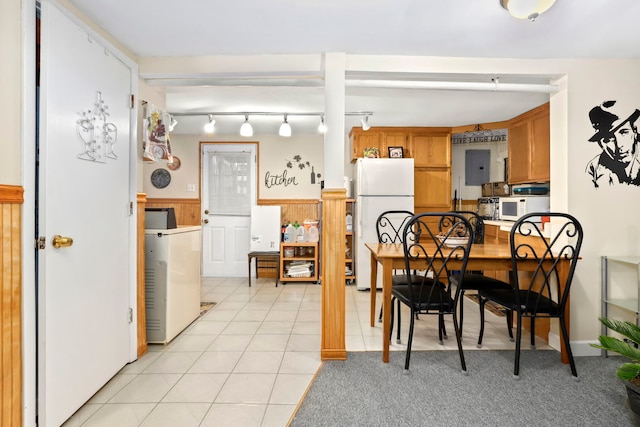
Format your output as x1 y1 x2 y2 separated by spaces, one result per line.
76 91 118 162
151 168 171 189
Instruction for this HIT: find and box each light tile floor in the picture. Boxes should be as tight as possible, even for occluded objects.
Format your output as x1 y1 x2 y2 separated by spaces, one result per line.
63 277 548 427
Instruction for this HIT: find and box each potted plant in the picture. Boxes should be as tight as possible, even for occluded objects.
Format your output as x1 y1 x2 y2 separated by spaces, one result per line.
592 317 640 419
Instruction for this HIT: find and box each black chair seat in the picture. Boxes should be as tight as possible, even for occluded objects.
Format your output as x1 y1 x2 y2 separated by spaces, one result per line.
479 288 560 316
450 273 512 291
391 281 452 311
391 274 421 286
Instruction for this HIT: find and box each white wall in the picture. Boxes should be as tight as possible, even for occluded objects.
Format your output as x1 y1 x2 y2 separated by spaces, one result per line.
142 133 324 200
451 140 509 200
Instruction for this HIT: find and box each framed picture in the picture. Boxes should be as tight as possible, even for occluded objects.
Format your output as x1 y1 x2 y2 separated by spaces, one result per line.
388 146 404 158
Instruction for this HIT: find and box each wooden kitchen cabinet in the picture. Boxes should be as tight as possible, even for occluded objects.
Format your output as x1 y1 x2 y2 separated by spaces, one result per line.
409 131 451 167
350 126 452 215
382 131 409 158
508 103 550 184
350 129 382 160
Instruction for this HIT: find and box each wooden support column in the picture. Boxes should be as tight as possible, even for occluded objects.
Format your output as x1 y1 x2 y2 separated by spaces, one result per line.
320 188 347 360
0 184 23 427
136 193 148 357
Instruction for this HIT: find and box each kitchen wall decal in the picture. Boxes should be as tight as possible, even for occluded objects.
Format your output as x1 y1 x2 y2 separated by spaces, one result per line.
585 100 640 188
264 154 322 190
76 91 117 163
142 102 174 163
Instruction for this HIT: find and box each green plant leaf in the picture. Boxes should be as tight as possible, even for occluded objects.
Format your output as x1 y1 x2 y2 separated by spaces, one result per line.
617 363 640 381
599 317 640 344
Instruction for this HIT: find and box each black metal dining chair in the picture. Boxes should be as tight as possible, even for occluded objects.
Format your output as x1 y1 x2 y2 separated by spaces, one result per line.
443 211 514 339
375 210 415 337
477 212 583 379
391 212 474 372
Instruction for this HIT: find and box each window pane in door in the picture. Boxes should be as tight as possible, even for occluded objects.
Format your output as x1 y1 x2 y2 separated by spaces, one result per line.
207 151 252 215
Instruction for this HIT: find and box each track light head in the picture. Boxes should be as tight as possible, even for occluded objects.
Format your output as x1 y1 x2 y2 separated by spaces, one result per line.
204 114 215 134
168 116 178 132
318 115 327 134
361 115 371 131
240 115 253 137
279 114 292 137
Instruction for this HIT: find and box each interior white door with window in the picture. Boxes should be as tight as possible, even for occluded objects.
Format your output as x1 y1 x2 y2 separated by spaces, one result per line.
201 143 257 276
38 3 135 426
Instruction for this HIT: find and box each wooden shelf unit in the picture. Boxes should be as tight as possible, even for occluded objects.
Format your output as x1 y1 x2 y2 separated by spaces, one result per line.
345 199 356 283
280 242 319 283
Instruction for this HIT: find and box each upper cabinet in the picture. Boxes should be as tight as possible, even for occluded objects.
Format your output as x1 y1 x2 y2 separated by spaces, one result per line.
350 127 450 163
508 103 550 184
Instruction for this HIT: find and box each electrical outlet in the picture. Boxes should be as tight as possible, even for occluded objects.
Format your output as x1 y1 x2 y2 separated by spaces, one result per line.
186 184 196 192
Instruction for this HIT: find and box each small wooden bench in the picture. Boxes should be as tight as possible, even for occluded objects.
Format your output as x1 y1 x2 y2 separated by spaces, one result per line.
247 251 280 287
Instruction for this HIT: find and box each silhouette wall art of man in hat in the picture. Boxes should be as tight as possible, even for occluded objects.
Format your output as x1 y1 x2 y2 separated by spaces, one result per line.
586 100 640 188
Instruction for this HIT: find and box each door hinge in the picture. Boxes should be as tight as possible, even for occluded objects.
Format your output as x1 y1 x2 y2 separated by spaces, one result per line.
36 236 46 250
128 308 133 323
129 201 134 215
130 94 135 109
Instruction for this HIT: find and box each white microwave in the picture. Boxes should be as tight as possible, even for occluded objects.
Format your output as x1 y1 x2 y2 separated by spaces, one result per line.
499 196 550 221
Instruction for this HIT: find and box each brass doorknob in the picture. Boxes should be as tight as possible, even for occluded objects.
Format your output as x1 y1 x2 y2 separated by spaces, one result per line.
52 235 74 249
203 219 209 224
204 210 209 214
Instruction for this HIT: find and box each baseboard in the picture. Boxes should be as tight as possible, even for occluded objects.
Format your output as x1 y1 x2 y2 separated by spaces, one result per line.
548 332 601 357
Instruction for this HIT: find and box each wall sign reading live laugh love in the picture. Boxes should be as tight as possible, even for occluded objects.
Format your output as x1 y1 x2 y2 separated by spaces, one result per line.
452 129 508 145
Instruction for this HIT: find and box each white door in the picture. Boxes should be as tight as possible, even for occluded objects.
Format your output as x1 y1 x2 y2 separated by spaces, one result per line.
38 3 134 426
201 144 257 276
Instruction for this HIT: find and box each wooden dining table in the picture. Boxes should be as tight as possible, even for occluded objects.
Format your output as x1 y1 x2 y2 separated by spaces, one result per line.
365 242 573 364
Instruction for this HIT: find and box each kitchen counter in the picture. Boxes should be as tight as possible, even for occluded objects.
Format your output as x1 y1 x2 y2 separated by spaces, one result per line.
484 219 550 238
484 219 515 232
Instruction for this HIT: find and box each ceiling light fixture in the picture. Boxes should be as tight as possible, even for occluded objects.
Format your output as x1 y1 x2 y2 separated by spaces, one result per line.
203 114 215 134
279 114 292 137
500 0 556 22
360 115 371 131
240 115 253 137
318 115 327 134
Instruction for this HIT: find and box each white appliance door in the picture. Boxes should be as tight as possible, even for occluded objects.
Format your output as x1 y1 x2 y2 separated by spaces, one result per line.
354 195 414 290
250 206 281 253
355 158 415 197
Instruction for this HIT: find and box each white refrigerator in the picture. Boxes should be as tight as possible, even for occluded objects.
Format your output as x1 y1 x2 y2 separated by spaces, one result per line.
354 158 414 290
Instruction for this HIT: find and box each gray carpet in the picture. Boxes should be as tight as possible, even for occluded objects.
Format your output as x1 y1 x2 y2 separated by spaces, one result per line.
290 351 637 427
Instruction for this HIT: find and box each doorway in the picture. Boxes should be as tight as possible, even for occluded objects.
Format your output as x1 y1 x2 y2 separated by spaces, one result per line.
201 143 257 276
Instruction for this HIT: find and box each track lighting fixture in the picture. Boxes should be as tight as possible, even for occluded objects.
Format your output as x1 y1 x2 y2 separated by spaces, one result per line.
203 114 215 134
279 114 292 137
500 0 556 21
360 115 371 131
168 111 373 135
318 115 327 134
240 115 253 137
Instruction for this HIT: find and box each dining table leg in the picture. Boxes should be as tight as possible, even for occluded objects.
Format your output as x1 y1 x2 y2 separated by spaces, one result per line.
381 258 393 363
370 252 377 327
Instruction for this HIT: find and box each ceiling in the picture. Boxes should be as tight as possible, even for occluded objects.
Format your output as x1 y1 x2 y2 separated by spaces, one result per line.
67 0 640 135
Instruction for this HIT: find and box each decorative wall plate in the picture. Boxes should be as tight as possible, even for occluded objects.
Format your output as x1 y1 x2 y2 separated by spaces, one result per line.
151 168 171 189
167 156 181 171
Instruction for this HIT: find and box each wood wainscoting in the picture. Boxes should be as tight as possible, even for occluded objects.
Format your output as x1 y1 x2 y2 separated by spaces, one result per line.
0 184 23 427
146 198 201 226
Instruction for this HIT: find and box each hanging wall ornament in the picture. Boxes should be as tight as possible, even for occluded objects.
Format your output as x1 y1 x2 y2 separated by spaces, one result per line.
76 91 118 162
